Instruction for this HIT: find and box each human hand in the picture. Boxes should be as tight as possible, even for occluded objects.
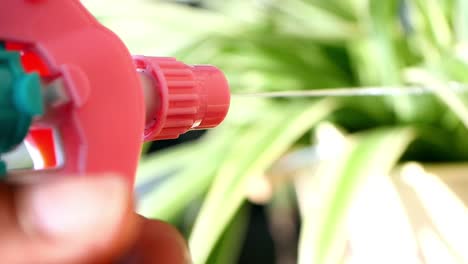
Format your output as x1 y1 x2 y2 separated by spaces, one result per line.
0 174 190 264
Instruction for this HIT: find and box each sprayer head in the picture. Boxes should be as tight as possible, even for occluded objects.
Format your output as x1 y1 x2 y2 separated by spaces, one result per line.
134 56 230 141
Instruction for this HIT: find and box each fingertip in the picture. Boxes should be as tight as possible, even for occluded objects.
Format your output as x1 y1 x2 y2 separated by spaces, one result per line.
18 175 128 239
120 216 191 264
14 175 139 263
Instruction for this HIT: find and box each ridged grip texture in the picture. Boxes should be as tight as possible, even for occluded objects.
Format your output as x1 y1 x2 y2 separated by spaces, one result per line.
134 56 230 141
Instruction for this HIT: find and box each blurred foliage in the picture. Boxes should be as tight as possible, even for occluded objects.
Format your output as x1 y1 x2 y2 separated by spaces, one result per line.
85 0 468 263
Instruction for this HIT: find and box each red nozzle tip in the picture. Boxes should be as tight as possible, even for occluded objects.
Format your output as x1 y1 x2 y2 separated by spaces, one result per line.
192 65 230 129
134 56 230 141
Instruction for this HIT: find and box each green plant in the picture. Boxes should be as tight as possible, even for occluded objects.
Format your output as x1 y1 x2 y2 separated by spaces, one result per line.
87 0 468 263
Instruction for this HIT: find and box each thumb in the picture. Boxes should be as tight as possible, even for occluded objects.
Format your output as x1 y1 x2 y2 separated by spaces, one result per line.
0 175 138 264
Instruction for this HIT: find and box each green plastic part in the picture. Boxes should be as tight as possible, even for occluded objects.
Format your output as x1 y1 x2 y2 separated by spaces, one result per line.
0 161 5 176
0 44 44 175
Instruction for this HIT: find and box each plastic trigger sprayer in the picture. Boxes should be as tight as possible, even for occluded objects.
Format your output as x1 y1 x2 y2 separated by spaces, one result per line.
0 0 231 184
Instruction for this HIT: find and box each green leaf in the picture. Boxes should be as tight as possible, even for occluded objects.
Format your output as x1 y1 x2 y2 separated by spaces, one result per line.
298 127 415 264
405 68 468 130
136 141 199 187
349 0 402 86
205 205 249 264
137 128 240 222
85 0 238 54
188 99 337 264
410 0 454 49
454 0 468 42
268 0 359 41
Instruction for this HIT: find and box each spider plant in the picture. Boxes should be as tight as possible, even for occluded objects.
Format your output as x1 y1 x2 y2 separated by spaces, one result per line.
86 0 468 263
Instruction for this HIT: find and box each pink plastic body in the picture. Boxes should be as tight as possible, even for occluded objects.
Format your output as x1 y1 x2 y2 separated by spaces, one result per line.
1 0 230 185
1 1 145 184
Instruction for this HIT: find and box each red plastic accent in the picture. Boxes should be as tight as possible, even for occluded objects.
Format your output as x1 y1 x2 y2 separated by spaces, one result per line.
26 128 57 169
134 56 230 140
6 42 52 76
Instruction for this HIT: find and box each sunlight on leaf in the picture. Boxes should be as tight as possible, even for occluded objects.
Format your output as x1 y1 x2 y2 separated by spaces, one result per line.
418 228 460 264
346 174 420 264
401 163 468 263
298 128 415 264
454 0 468 43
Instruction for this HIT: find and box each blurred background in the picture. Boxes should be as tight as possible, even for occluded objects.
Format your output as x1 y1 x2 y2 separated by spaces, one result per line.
84 1 468 263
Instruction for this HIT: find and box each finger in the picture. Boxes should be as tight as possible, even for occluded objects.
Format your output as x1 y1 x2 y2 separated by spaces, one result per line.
0 175 139 264
119 216 191 264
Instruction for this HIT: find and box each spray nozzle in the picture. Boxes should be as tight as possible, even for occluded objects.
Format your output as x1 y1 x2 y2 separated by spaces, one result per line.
134 56 230 141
